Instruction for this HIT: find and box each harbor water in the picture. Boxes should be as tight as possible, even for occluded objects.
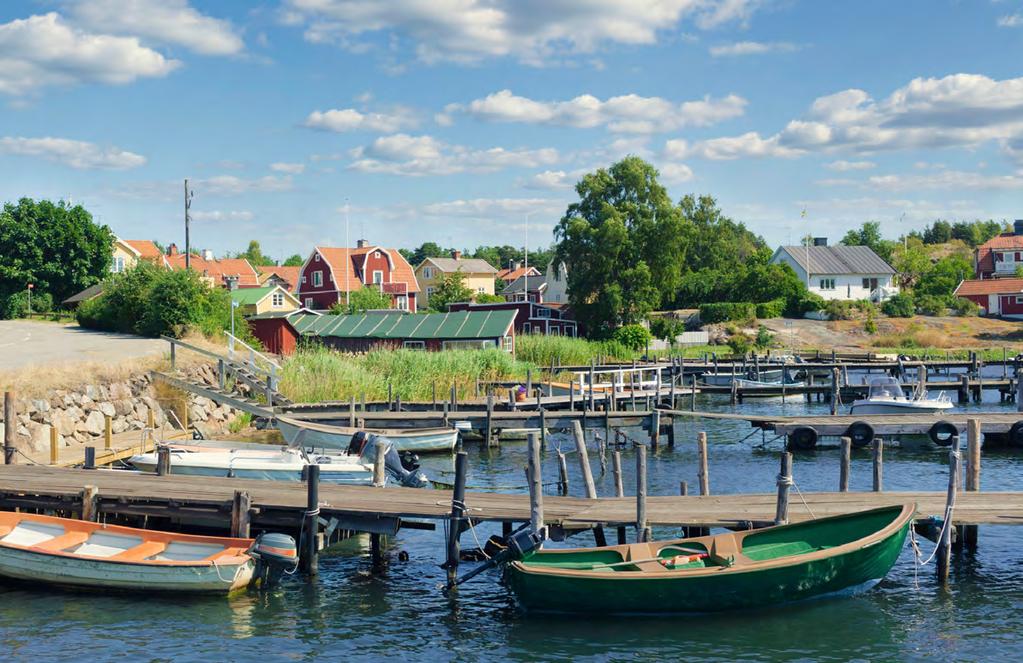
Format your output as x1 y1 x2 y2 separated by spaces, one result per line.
2 379 1023 661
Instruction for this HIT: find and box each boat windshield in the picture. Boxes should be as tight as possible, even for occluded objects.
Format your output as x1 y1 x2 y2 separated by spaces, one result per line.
867 377 903 399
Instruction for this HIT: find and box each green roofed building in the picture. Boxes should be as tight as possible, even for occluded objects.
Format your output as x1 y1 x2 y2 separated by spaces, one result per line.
230 285 301 317
248 309 517 355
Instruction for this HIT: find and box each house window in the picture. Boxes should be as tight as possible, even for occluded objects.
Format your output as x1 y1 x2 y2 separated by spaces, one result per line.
272 292 284 308
396 295 408 311
305 297 314 308
443 339 496 350
427 286 436 296
111 256 125 273
403 340 425 350
523 322 531 334
502 335 513 352
373 270 383 284
423 267 433 279
312 271 323 287
1016 296 1023 305
536 307 551 318
315 254 320 262
477 287 485 293
301 275 307 284
375 251 381 258
819 278 835 290
551 327 560 336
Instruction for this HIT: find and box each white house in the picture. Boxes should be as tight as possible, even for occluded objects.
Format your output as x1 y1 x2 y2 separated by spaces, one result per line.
545 261 569 304
770 241 898 302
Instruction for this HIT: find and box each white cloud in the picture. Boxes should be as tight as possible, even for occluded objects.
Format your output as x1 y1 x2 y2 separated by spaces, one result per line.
709 41 799 57
191 210 254 222
282 0 763 64
65 0 244 55
447 89 746 133
420 197 563 218
998 13 1022 27
658 162 695 183
270 162 305 174
867 170 1023 191
0 136 145 169
522 170 574 190
348 133 560 176
826 159 876 171
0 13 179 95
664 133 801 160
198 175 294 195
303 107 419 133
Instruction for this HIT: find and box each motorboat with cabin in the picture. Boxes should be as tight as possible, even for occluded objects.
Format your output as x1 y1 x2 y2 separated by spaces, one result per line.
849 376 953 415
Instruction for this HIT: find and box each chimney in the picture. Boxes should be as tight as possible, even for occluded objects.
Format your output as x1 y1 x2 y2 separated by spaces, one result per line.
168 243 178 256
356 239 368 249
202 249 214 261
515 260 522 269
813 237 828 247
225 275 239 291
452 250 462 260
1014 220 1023 236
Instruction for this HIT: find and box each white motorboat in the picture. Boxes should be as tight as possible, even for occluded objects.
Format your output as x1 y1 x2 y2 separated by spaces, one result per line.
849 377 954 415
276 416 458 453
701 369 785 386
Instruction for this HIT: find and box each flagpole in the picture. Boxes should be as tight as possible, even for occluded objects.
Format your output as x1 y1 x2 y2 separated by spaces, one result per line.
345 198 351 308
802 208 810 288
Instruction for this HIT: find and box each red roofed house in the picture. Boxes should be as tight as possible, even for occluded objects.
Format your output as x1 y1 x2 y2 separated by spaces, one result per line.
975 221 1023 279
296 240 420 311
111 237 169 273
164 244 260 289
258 266 302 292
954 278 1023 318
496 262 541 283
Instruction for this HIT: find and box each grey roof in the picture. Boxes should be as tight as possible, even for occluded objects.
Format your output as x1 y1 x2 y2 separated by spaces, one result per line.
422 257 497 274
776 245 896 275
501 275 548 294
62 282 104 305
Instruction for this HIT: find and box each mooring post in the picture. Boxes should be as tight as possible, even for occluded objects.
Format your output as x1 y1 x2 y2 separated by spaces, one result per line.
3 391 14 465
170 341 176 369
540 408 547 449
937 436 960 585
589 359 596 412
697 431 710 495
569 377 576 411
666 414 676 448
572 421 597 499
526 369 532 399
450 384 458 412
612 450 624 497
1017 370 1023 412
872 437 883 492
302 464 320 576
485 395 494 447
527 434 544 535
830 368 840 416
156 446 170 475
840 436 851 492
649 410 660 449
557 451 569 495
445 451 469 585
964 418 981 548
680 481 688 496
636 444 649 543
81 485 98 522
84 446 96 470
373 442 386 487
508 388 516 412
395 392 402 413
231 491 251 538
349 395 356 427
959 375 970 404
104 415 112 450
691 374 697 411
774 452 793 526
49 426 58 465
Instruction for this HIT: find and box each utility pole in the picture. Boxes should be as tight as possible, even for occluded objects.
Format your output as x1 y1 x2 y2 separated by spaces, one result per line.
345 198 351 309
184 179 194 270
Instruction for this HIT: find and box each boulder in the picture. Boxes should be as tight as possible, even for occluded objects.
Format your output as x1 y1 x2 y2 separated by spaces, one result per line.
98 402 116 418
80 395 95 411
134 403 150 426
28 422 50 454
51 410 78 437
111 417 129 434
83 410 105 436
189 405 207 423
113 399 134 417
194 396 212 409
64 405 84 424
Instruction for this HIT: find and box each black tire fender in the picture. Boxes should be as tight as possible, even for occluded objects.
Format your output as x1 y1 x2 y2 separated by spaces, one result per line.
1008 421 1023 447
789 426 818 451
846 421 875 449
929 420 959 447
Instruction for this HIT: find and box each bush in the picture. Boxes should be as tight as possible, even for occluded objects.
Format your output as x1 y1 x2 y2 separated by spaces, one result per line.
864 308 878 335
754 325 774 348
649 316 686 342
514 334 634 366
824 300 857 321
915 294 947 316
2 290 53 318
882 293 915 318
475 293 505 304
951 297 979 317
612 324 653 350
726 333 753 356
754 298 786 319
786 292 825 317
699 302 756 324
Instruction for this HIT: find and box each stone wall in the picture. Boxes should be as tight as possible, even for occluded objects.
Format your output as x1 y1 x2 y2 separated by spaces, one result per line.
0 363 242 457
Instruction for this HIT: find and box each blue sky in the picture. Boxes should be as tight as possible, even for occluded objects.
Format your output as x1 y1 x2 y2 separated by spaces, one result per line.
1 1 1022 263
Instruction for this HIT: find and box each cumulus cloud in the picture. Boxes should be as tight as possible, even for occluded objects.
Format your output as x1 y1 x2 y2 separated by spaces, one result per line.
668 73 1023 161
65 0 244 55
0 13 179 95
866 170 1023 191
191 210 255 222
420 197 564 218
0 136 145 169
199 175 294 195
348 133 560 176
270 162 305 174
444 89 746 133
826 159 876 171
281 0 763 64
998 13 1022 28
708 41 800 57
303 107 418 133
522 170 574 190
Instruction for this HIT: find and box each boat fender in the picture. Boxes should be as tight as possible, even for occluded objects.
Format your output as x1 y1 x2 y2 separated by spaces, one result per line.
846 421 875 449
1008 421 1023 447
928 421 959 447
788 426 818 451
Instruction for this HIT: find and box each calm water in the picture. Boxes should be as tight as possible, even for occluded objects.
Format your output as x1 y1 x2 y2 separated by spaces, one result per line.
3 369 1023 662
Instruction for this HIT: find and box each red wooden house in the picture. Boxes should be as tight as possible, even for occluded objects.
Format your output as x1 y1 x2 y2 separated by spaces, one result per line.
296 241 420 311
954 278 1023 318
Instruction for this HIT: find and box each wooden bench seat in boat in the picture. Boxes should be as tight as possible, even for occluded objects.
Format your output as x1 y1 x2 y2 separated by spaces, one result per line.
109 541 168 561
709 534 754 566
34 531 90 552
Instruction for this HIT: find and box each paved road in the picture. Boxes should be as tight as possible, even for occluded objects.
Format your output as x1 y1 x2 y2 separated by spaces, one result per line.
0 321 165 371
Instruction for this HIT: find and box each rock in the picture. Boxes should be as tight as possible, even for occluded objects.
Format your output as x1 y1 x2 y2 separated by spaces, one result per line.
28 422 50 453
83 410 105 436
154 407 167 426
98 402 116 418
23 400 36 416
194 396 212 409
109 382 132 401
189 405 207 422
17 413 30 426
113 399 134 417
111 417 129 434
32 399 50 414
135 403 150 426
210 407 226 421
64 405 84 424
80 395 95 410
51 410 78 437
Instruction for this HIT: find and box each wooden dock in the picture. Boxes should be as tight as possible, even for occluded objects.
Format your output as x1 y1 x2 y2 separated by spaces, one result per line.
0 465 1017 530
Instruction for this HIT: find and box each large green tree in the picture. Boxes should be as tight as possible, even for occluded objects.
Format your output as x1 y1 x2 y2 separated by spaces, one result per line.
0 198 113 314
554 157 686 336
282 254 305 267
330 287 393 314
427 270 475 311
841 221 897 263
236 240 276 266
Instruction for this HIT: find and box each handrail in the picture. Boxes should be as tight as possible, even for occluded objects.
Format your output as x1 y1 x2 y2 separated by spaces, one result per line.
225 331 281 375
161 335 274 381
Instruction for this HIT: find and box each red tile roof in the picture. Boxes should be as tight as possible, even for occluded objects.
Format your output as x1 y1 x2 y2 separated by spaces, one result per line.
496 266 541 282
954 278 1023 296
258 266 302 291
123 239 164 261
165 254 260 287
315 246 420 293
976 234 1023 276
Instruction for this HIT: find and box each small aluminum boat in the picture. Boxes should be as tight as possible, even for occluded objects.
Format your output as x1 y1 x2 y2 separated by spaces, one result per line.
0 512 257 593
128 446 375 484
701 369 785 386
849 377 953 415
276 416 458 453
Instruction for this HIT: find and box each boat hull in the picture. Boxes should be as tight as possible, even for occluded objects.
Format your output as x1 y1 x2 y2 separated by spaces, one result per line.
277 417 457 453
849 402 954 415
701 369 784 386
506 506 912 614
129 458 373 484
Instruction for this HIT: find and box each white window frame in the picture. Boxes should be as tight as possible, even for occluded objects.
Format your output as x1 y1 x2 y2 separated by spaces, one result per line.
502 335 513 352
312 271 323 287
373 270 383 285
396 295 409 311
423 267 433 279
315 254 320 262
305 297 314 308
819 278 835 291
301 275 307 284
403 340 426 350
550 326 560 336
1015 296 1023 305
272 292 284 308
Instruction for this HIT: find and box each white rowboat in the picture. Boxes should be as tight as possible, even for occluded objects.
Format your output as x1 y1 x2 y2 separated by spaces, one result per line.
276 416 458 453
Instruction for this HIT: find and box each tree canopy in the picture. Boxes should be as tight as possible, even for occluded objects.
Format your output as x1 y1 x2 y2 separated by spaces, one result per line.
234 240 278 266
427 270 475 311
0 198 113 316
330 287 392 314
400 242 553 273
840 222 897 263
282 254 305 267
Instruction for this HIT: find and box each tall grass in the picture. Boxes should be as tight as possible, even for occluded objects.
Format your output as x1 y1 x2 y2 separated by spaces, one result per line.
514 334 634 366
278 346 532 403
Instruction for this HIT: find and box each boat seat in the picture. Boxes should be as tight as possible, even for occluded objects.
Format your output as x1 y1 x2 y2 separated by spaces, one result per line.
709 534 755 567
109 541 167 561
625 543 668 572
33 531 90 552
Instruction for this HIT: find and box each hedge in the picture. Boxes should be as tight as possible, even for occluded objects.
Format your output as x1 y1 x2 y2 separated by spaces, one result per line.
754 298 786 319
699 302 756 324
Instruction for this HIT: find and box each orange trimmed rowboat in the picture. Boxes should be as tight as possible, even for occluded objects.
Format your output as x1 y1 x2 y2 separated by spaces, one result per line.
0 511 258 593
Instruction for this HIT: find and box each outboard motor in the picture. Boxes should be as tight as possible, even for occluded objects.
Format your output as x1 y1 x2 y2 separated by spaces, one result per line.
399 451 420 472
360 434 430 488
249 532 298 589
347 431 370 456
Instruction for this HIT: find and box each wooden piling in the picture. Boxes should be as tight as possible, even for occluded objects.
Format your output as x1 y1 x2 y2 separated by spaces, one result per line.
3 391 14 465
830 368 839 415
649 410 660 449
964 418 981 548
540 408 547 448
230 491 251 538
840 436 851 492
104 415 112 450
445 451 468 584
527 433 544 534
450 384 458 412
557 451 569 495
697 431 710 495
147 407 155 430
156 446 170 475
80 485 98 522
680 481 688 496
485 395 494 447
872 437 883 492
612 450 624 498
636 444 649 543
526 369 533 398
302 464 320 576
572 421 597 499
937 437 960 585
47 425 60 465
569 378 576 411
373 442 386 487
589 359 596 412
959 375 970 404
774 452 792 526
349 395 356 427
690 374 697 411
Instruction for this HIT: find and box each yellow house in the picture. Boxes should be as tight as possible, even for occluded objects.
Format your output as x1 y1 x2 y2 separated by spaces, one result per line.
111 238 166 273
230 285 301 316
415 252 498 310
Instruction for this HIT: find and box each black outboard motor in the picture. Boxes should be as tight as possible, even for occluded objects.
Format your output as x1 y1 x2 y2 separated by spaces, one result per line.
347 431 370 456
360 434 429 488
249 532 298 589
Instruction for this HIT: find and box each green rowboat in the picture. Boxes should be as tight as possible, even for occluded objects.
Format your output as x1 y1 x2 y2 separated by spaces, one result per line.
505 503 915 614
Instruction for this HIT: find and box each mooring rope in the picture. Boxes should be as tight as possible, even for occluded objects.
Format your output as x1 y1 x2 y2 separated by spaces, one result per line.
776 472 817 519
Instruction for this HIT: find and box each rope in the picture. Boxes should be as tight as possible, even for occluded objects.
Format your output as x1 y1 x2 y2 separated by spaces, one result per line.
777 472 817 519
